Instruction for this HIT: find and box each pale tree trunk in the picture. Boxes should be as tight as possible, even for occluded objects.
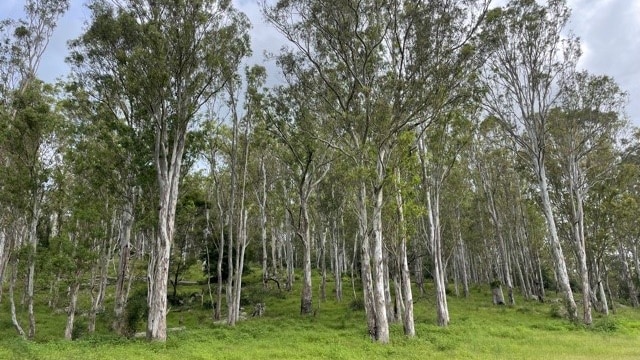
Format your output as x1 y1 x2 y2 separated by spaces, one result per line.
7 227 26 338
0 229 7 302
10 259 26 339
231 210 249 323
332 218 343 301
64 280 81 340
479 169 514 305
428 188 449 326
594 261 609 315
27 192 43 339
113 198 135 333
227 100 250 326
320 227 327 302
299 200 313 315
64 231 81 340
394 167 414 336
211 153 225 321
89 232 112 333
457 227 470 298
617 241 639 307
371 151 390 343
358 181 377 340
568 158 592 324
260 159 269 288
537 162 577 320
418 133 449 326
215 211 224 321
147 127 185 341
383 255 394 323
271 225 278 277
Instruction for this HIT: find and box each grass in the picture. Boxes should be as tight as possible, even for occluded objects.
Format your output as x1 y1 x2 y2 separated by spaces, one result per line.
2 269 640 359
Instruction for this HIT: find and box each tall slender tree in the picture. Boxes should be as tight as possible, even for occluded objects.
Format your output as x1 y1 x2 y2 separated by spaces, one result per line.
69 0 250 340
482 0 580 321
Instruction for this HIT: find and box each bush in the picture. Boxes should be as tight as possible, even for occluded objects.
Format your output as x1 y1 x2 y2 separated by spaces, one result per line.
549 302 567 319
592 317 618 332
124 289 148 337
349 298 365 311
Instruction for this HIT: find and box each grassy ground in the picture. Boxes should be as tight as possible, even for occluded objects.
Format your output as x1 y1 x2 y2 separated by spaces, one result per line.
1 270 640 359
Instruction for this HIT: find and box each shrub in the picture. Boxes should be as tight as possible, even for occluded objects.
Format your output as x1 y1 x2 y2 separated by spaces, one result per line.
124 288 148 337
592 317 618 332
349 297 365 311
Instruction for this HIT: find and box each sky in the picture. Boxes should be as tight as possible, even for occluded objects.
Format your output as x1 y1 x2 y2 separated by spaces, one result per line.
1 0 638 125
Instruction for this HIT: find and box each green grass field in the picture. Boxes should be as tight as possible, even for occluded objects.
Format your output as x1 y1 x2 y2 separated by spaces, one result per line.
2 269 640 359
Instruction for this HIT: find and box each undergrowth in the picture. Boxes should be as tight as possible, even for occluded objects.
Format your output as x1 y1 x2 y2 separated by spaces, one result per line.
1 266 640 359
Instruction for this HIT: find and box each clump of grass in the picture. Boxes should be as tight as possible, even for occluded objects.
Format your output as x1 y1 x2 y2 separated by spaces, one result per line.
549 301 568 319
348 297 365 311
592 317 618 332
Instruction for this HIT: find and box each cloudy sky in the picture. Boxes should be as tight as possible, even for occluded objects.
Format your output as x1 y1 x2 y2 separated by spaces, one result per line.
2 0 638 125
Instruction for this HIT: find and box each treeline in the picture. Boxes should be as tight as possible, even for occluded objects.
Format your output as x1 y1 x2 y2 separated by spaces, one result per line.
1 0 638 344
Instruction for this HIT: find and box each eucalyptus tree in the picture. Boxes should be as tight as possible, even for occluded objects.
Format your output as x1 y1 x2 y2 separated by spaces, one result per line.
69 0 250 340
267 81 333 315
265 0 488 340
224 66 265 326
547 72 628 323
0 0 69 339
472 119 519 304
481 0 581 321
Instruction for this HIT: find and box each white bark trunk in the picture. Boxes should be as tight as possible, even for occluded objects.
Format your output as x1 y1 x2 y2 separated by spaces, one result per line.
113 199 134 333
537 163 577 320
64 281 81 340
394 167 415 336
371 152 389 343
27 193 42 339
147 128 184 341
358 181 377 340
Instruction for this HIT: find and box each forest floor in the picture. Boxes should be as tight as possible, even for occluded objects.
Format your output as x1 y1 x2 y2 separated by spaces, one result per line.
1 268 640 359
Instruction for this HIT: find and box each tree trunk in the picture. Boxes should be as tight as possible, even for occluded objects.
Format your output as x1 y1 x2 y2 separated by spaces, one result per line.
0 229 7 302
9 259 26 339
492 282 506 305
300 201 313 315
537 163 578 320
113 200 134 334
260 159 269 288
147 119 185 341
371 153 390 343
394 167 415 336
358 181 377 340
27 193 42 339
617 242 639 307
569 159 592 324
428 188 449 326
332 218 343 301
64 280 81 340
320 227 327 302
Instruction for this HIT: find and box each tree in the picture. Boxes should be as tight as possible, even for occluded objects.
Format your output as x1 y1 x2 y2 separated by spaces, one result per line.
265 0 488 340
267 81 332 315
548 71 627 324
481 0 580 321
0 0 69 340
70 0 250 341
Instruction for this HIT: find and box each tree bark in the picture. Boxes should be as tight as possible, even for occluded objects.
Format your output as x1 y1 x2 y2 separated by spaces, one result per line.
357 181 377 340
113 199 134 333
371 152 390 343
299 201 313 315
147 127 185 341
394 167 415 336
537 162 578 320
64 280 81 340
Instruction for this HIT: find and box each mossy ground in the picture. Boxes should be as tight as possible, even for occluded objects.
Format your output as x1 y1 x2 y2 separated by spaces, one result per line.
1 268 639 359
